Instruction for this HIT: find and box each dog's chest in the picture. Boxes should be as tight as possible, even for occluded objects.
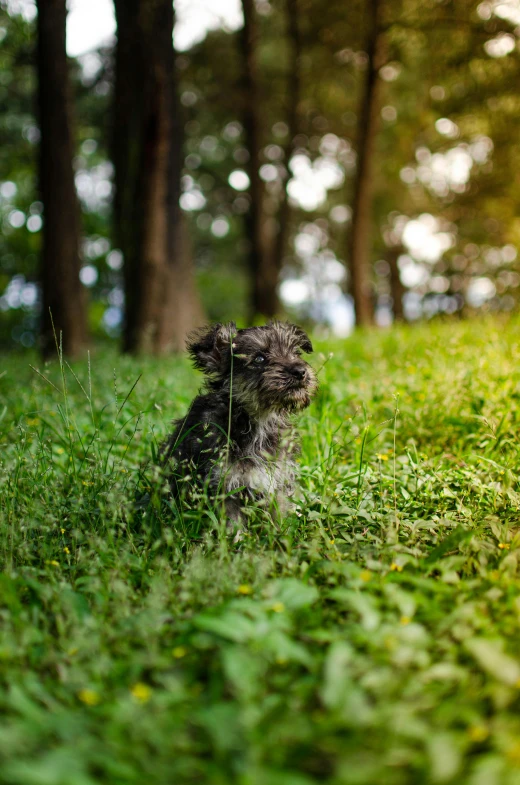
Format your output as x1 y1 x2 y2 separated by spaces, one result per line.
225 454 295 496
223 413 296 496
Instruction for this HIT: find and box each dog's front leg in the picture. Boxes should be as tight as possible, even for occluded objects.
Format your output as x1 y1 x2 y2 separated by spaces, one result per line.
224 497 245 542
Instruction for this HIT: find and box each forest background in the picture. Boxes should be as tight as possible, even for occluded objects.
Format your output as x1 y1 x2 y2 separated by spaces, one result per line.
1 0 520 356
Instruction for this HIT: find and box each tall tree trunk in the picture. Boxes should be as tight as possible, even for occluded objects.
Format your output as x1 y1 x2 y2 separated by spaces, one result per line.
240 0 269 319
240 0 302 320
347 0 385 327
270 0 301 305
36 0 87 358
113 0 202 355
388 246 405 321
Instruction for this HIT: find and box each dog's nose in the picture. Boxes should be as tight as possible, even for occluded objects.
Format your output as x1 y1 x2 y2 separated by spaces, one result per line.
289 364 306 381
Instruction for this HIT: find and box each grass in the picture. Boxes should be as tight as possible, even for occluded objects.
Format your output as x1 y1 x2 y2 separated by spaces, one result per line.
1 316 520 785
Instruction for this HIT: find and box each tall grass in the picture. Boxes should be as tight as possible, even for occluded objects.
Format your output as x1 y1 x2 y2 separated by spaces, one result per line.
1 317 520 784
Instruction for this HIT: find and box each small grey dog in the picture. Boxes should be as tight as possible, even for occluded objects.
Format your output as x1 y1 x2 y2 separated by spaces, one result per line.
161 320 317 523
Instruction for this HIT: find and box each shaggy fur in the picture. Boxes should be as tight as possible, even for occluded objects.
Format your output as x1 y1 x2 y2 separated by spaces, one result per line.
161 321 317 523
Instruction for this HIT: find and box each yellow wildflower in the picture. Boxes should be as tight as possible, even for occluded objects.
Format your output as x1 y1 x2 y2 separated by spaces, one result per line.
63 546 70 554
130 683 151 703
468 726 488 743
499 543 510 550
172 646 187 659
237 584 253 595
359 570 372 582
390 563 403 572
78 689 100 706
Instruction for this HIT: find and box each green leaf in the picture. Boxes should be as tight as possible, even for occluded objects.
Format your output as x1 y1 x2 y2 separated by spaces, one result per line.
196 702 243 751
425 527 473 565
427 733 461 782
321 641 372 724
264 579 318 611
221 646 266 699
465 638 520 685
194 611 260 643
261 630 312 667
329 589 380 630
321 641 353 710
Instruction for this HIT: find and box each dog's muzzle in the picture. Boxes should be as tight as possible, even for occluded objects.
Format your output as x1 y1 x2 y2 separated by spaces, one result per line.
286 363 308 386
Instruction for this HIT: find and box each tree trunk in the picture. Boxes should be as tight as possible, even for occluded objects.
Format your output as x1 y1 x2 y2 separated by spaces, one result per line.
156 216 204 353
36 0 87 358
113 0 202 354
347 0 385 327
270 0 301 306
388 246 406 321
240 0 269 319
240 0 303 320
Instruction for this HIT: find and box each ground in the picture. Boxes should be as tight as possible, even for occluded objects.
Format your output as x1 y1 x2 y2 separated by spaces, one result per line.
1 316 520 785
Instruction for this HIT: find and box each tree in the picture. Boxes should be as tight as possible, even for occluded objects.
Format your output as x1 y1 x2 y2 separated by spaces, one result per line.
239 0 266 318
387 245 405 320
239 0 303 320
270 0 302 314
347 0 386 327
36 0 87 357
113 0 202 355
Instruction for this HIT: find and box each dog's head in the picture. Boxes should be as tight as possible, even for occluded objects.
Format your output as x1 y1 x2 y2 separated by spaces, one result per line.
187 321 317 414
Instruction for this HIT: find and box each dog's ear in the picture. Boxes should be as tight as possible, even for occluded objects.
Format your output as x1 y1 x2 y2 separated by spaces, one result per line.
186 322 237 374
291 324 313 354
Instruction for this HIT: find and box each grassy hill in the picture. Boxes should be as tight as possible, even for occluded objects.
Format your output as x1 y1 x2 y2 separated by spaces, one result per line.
1 317 520 785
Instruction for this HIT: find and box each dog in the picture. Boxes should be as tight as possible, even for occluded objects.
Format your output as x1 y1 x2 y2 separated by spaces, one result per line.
161 320 317 525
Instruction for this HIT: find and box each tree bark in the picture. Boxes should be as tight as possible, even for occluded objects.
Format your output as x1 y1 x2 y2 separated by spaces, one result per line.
347 0 385 327
270 0 301 309
240 0 303 320
113 0 202 354
156 216 203 353
388 246 406 321
36 0 87 358
240 0 269 319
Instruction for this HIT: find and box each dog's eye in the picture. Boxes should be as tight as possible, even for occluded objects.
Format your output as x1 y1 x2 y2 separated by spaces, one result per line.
253 354 266 364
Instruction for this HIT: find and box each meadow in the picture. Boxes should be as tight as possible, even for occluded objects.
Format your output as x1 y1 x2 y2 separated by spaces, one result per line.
1 317 520 785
